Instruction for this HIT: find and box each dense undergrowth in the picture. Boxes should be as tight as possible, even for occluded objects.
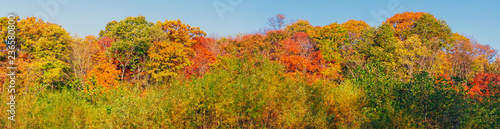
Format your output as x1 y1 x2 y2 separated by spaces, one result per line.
1 57 498 128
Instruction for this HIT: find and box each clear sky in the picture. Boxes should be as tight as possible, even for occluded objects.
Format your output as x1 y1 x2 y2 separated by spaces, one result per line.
2 0 499 51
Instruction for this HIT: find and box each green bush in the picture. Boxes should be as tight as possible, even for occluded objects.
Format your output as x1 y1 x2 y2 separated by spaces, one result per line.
464 83 500 128
394 72 469 128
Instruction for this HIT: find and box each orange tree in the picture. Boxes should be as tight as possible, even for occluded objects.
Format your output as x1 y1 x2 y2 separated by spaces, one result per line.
184 37 219 77
279 32 323 75
385 12 426 40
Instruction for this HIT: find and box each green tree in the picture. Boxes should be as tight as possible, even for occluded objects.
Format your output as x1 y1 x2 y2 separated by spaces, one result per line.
369 23 399 73
342 20 372 75
395 72 469 128
411 14 453 51
99 16 165 82
285 20 314 35
310 22 348 79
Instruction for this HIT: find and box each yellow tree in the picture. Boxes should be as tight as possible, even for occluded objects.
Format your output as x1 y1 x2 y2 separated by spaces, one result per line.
13 17 72 89
285 19 315 35
147 19 206 83
342 20 370 41
395 34 432 79
0 16 17 88
147 41 192 82
433 50 452 77
156 19 206 47
468 41 497 80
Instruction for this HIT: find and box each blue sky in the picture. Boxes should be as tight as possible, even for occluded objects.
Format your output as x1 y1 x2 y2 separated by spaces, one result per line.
2 0 500 51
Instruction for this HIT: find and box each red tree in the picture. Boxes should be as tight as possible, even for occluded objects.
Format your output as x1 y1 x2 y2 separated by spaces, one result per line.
184 37 218 77
279 32 324 74
469 73 500 97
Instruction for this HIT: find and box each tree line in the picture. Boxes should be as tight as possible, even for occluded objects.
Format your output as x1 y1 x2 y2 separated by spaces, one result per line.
0 12 498 128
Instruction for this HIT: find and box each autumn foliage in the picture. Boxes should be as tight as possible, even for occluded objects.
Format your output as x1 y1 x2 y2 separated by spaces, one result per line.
1 12 499 128
184 37 218 77
84 52 120 95
469 73 500 97
279 32 322 73
386 12 426 40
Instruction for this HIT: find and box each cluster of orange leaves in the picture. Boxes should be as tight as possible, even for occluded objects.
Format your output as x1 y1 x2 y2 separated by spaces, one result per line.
468 73 500 97
435 73 500 99
435 74 454 87
184 37 218 77
97 37 113 51
84 37 120 93
386 12 427 40
231 34 269 56
279 32 324 74
84 53 120 92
